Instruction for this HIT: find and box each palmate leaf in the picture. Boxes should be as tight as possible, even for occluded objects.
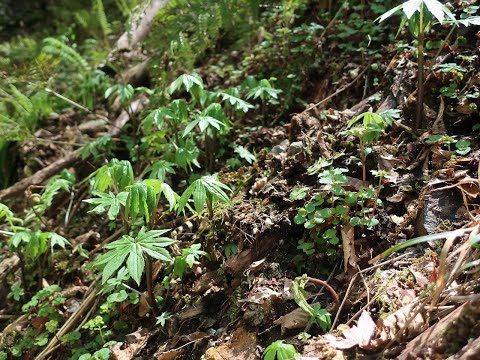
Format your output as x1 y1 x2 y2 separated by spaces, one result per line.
233 144 256 164
177 176 231 216
173 243 207 278
218 90 254 113
143 160 176 182
126 243 144 286
246 79 282 101
84 191 128 220
125 182 157 223
143 179 179 210
142 107 174 133
47 232 70 252
96 228 174 285
9 231 69 259
168 73 204 95
183 116 226 137
92 159 134 192
380 0 456 24
175 144 201 172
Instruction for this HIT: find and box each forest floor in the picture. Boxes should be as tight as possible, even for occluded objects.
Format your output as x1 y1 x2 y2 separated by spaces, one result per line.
1 1 480 360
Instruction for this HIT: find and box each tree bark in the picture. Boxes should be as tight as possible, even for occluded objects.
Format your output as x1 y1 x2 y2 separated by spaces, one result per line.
115 0 170 51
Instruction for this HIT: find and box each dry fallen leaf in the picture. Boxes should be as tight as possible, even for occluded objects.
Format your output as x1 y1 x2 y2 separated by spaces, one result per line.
274 308 310 335
111 329 150 360
325 311 376 350
341 223 356 273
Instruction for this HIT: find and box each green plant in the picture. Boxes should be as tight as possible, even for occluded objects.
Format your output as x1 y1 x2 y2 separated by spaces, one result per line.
263 340 300 360
379 0 455 129
294 167 379 259
26 169 75 220
183 102 229 171
292 275 331 332
8 282 25 301
155 311 172 327
245 77 281 124
105 84 153 156
342 111 391 186
42 37 90 74
95 227 174 314
142 160 176 182
9 285 68 356
90 159 134 193
233 144 256 164
1 172 73 289
0 202 23 230
173 243 208 278
223 243 238 258
426 134 472 156
177 175 231 219
84 191 128 221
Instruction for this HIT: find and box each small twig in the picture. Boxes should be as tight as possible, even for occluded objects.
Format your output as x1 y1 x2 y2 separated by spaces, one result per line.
380 298 428 356
318 1 348 43
121 283 143 296
0 314 16 320
45 88 91 113
357 264 370 310
64 190 75 227
331 253 409 330
302 59 374 113
346 273 394 326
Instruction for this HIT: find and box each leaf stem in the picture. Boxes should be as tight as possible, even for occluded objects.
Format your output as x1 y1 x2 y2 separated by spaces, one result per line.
416 3 425 130
145 255 159 316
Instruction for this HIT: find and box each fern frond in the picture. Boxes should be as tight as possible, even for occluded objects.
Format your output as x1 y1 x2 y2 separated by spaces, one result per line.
74 11 89 30
94 0 112 38
42 37 90 73
114 0 131 16
9 85 33 115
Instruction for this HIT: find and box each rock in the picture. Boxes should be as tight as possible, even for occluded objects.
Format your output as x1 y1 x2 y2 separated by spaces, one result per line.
271 139 290 154
202 327 259 360
303 336 345 360
192 271 224 294
287 141 303 156
415 189 464 236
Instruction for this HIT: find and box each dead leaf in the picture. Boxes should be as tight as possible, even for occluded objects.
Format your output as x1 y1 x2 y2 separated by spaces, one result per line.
325 311 376 350
180 331 210 342
390 215 404 225
248 258 267 273
203 327 259 360
341 223 356 273
274 308 309 335
373 303 426 348
111 329 149 360
250 177 267 195
138 292 151 317
31 316 48 330
156 349 185 360
457 177 479 198
303 336 345 360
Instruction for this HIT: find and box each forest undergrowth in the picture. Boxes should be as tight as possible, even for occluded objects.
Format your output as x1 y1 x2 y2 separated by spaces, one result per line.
0 1 480 359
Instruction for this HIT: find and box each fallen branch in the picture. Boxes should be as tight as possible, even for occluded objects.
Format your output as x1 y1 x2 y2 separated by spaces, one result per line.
302 59 374 113
35 280 98 360
0 150 80 201
0 92 148 202
114 0 170 51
